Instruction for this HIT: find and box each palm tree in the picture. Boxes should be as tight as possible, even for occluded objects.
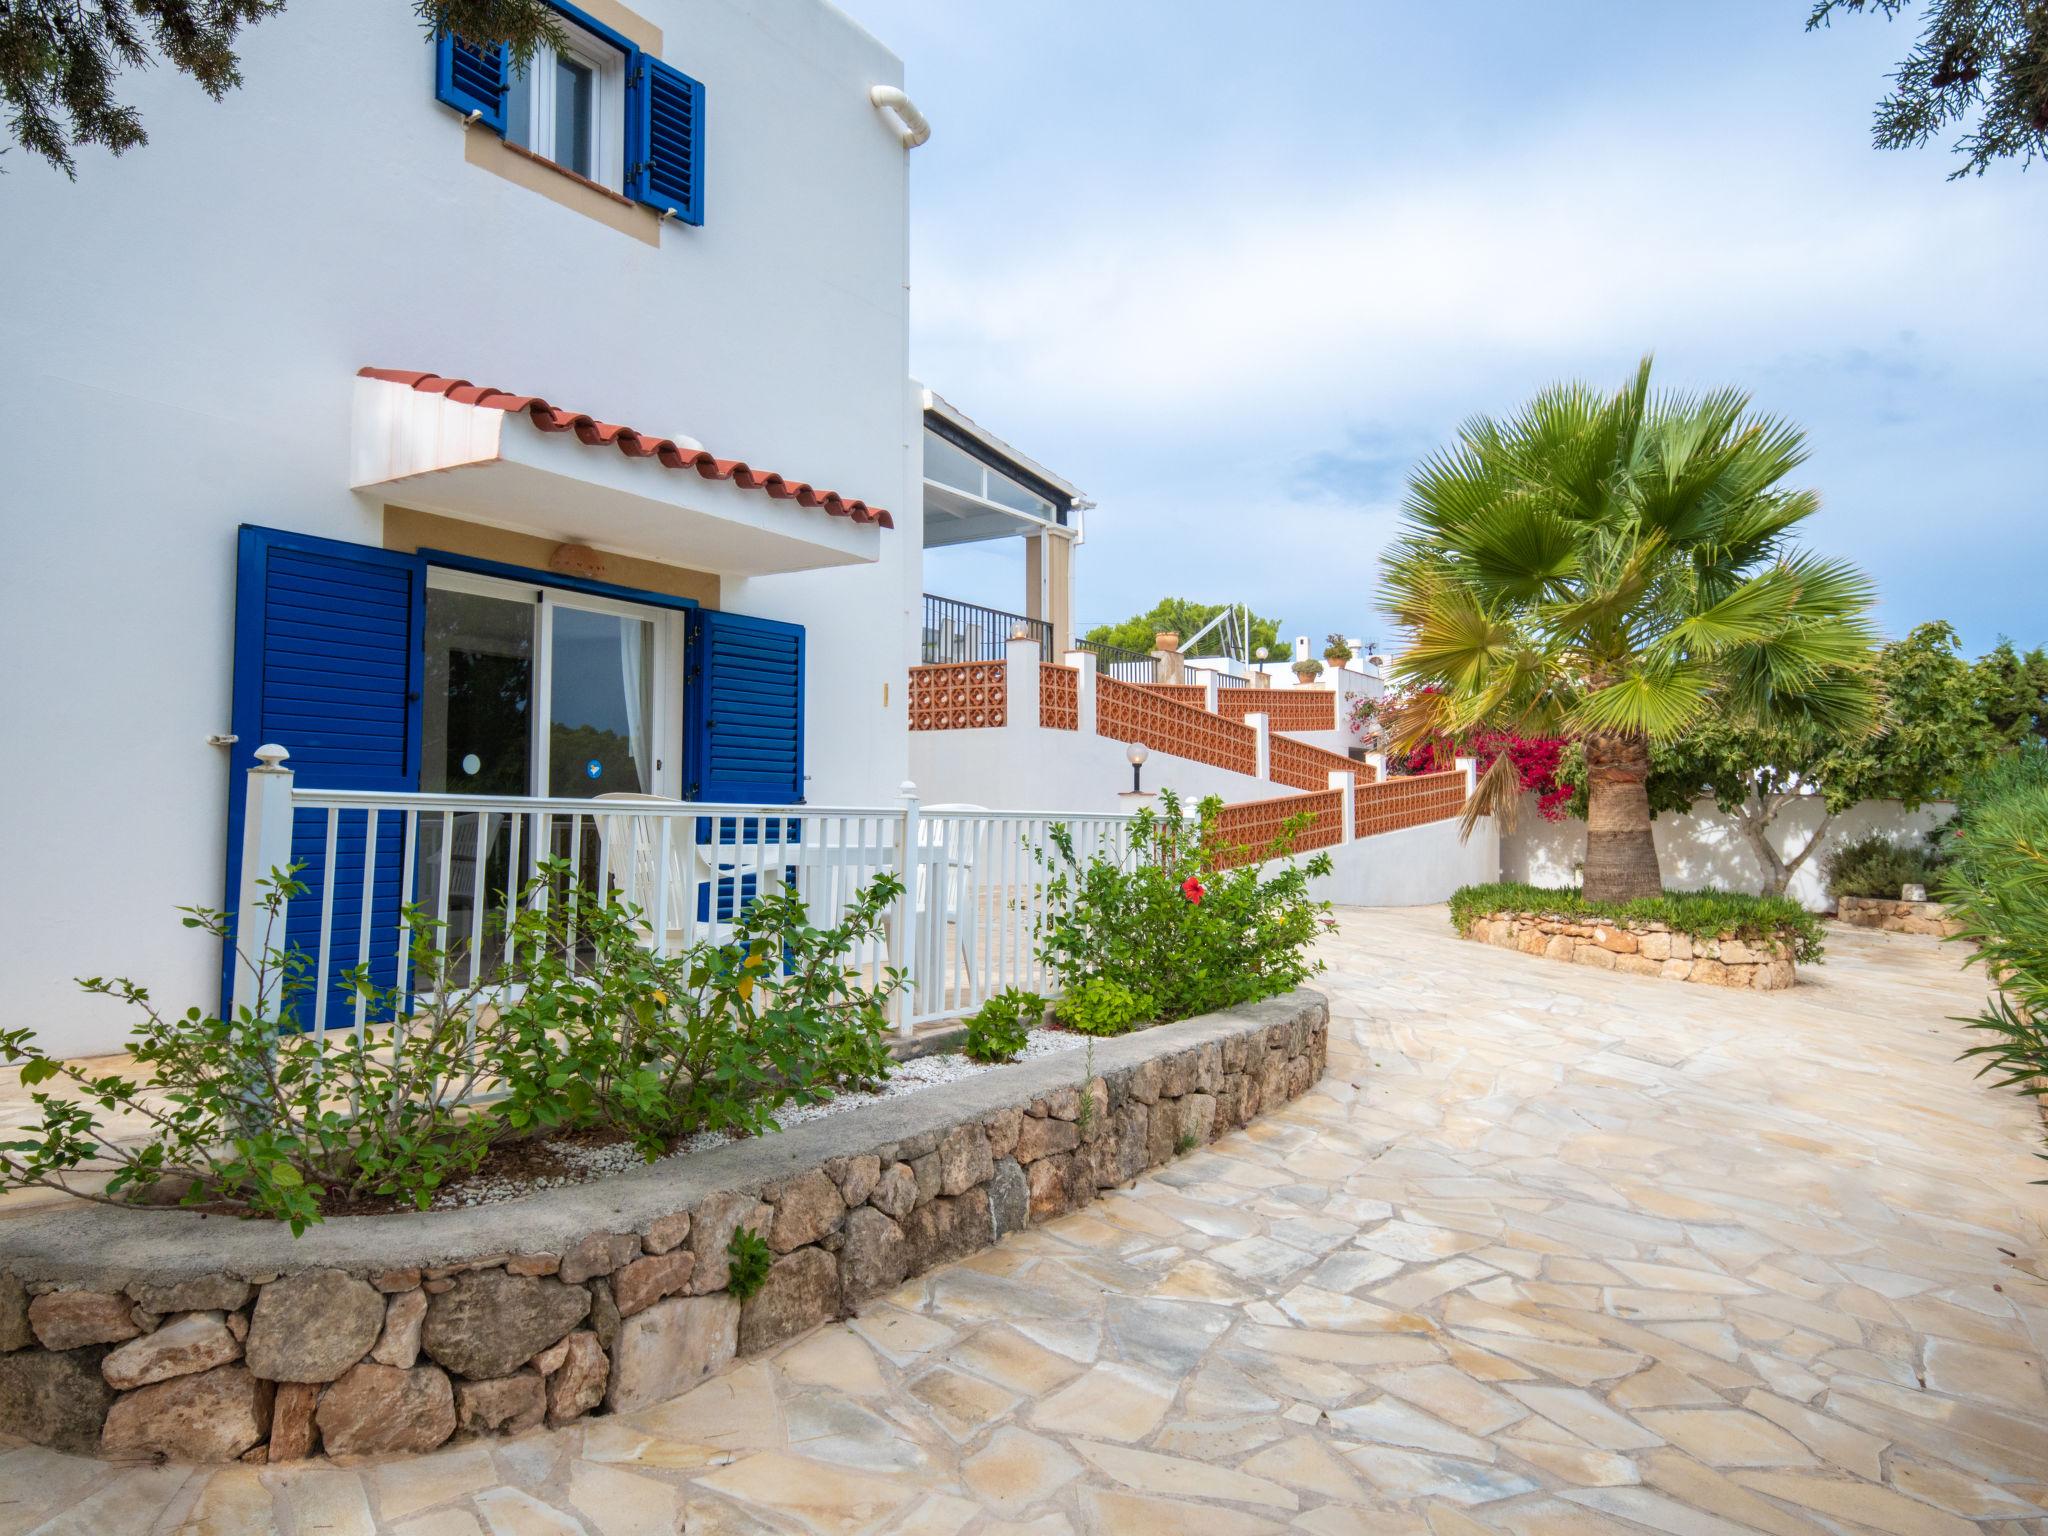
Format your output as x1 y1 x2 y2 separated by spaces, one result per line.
1381 357 1879 903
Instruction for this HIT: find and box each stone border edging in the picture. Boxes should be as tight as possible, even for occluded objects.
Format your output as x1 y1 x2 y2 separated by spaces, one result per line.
1836 895 1962 937
1462 912 1797 990
0 990 1327 1464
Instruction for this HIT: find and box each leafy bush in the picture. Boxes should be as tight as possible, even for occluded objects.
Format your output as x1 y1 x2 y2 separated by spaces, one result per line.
1054 977 1155 1037
1939 757 2048 1168
1824 833 1946 901
1948 740 2048 835
0 862 906 1232
725 1225 773 1300
963 989 1040 1064
1034 790 1332 1026
1448 881 1827 964
490 860 904 1153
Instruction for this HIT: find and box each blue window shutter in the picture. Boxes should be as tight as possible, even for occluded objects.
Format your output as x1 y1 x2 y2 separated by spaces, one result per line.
685 611 804 803
224 528 425 1020
628 55 705 225
435 32 508 133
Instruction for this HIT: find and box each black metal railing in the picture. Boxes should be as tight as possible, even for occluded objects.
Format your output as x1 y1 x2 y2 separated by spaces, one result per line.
1073 637 1157 684
921 594 1051 664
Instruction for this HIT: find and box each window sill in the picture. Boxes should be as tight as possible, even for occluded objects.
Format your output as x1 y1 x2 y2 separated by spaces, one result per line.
499 139 637 209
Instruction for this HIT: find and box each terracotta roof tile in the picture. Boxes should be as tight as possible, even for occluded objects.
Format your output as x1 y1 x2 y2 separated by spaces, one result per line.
358 367 894 529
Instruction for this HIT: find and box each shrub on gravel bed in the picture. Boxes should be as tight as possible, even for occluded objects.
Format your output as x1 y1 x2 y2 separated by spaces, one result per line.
0 861 905 1231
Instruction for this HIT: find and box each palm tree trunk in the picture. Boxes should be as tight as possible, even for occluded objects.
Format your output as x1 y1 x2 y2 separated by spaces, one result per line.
1581 732 1662 902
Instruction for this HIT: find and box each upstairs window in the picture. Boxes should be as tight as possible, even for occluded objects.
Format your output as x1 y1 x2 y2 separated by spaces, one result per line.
504 21 626 188
434 3 705 226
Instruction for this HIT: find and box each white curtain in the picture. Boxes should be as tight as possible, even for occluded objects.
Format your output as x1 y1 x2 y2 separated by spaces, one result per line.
619 619 651 793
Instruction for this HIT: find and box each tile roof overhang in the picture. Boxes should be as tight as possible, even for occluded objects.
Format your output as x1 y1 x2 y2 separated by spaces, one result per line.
350 369 890 578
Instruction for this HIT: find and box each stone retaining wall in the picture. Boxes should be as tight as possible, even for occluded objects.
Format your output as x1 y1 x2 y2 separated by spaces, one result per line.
0 992 1326 1465
1463 912 1797 990
1837 895 1962 937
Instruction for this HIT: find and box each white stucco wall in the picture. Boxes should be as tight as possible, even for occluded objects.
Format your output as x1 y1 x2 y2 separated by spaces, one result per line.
1499 797 1955 911
0 0 913 1053
910 727 1288 816
1311 817 1501 908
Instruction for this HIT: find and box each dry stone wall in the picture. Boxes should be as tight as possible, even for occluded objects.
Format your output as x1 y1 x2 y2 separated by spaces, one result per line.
1836 895 1963 937
1464 912 1798 990
0 992 1326 1465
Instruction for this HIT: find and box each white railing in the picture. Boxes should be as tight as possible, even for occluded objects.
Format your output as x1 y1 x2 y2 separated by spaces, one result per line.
231 746 1138 1039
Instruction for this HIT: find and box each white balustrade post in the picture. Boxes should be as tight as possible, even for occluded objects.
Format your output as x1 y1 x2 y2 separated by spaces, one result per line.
1004 634 1042 735
1455 754 1478 795
1201 670 1220 714
1062 649 1097 736
234 744 297 1018
893 779 921 1038
1248 713 1271 782
1330 769 1356 843
1364 751 1389 783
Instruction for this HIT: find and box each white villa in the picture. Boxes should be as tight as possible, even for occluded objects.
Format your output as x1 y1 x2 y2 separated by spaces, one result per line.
0 0 1485 1058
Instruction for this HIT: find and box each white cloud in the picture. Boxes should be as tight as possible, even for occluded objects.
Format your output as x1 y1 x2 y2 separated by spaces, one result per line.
910 123 2039 445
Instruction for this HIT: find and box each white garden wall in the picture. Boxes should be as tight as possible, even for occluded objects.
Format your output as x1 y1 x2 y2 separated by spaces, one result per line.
1309 816 1500 908
1500 797 1954 911
910 727 1284 816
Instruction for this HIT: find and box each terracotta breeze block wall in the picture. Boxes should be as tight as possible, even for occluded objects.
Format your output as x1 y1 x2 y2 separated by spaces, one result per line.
0 996 1328 1466
1356 771 1466 837
1040 663 1079 730
1212 791 1344 869
908 662 1007 730
1136 684 1208 709
1096 676 1257 776
1217 688 1335 732
1268 735 1360 793
1464 912 1798 990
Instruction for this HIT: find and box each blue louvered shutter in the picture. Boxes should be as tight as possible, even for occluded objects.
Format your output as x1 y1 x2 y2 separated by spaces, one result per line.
685 611 804 803
628 55 705 225
435 33 508 134
224 529 425 1021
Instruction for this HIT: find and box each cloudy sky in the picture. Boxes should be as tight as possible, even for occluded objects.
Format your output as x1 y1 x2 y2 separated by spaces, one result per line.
839 0 2046 658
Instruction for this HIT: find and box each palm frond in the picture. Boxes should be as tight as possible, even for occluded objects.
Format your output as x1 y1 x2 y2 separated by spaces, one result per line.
1566 661 1715 740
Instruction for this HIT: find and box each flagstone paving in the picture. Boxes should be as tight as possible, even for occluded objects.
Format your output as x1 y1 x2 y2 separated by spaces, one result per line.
5 907 2047 1534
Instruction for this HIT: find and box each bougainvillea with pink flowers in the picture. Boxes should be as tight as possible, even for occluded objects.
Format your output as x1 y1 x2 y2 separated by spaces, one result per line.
1352 689 1573 821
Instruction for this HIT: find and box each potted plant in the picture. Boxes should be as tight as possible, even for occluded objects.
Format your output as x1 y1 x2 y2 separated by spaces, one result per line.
1323 634 1353 666
1292 656 1325 683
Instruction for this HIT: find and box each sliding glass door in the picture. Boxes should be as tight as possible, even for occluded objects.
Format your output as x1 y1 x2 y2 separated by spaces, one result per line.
418 568 683 969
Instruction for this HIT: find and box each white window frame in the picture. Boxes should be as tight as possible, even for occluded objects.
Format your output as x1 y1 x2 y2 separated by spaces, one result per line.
504 20 627 190
921 429 1058 525
424 567 684 798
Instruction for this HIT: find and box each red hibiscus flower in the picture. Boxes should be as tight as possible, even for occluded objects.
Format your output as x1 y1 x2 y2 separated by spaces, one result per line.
1181 876 1205 904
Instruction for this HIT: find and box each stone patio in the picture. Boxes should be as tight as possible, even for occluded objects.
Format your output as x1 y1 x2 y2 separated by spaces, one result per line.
4 906 2046 1535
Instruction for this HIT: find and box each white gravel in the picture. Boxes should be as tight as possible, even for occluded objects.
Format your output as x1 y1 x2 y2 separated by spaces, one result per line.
433 1028 1086 1210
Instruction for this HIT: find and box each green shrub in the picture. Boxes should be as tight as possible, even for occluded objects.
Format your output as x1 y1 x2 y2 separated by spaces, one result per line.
490 860 905 1154
0 861 907 1232
1824 833 1946 900
1939 762 2048 1168
725 1225 773 1300
0 870 505 1233
1949 741 2048 833
963 988 1040 1064
1033 790 1332 1026
1447 881 1827 965
1054 976 1155 1037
